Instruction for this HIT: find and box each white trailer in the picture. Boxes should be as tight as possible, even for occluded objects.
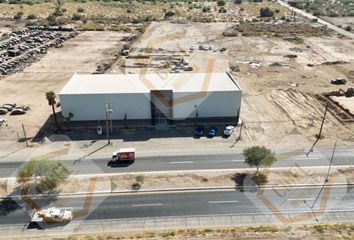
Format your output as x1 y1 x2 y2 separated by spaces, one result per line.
112 148 136 162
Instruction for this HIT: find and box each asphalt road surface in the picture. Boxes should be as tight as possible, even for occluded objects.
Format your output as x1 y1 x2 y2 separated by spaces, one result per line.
1 185 353 226
0 149 353 177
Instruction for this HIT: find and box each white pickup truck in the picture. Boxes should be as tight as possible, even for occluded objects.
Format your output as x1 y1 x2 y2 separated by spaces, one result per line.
31 207 73 224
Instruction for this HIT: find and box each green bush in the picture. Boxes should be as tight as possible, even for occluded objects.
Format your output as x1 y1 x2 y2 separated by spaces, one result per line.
202 5 211 13
217 0 225 6
26 14 37 19
164 11 175 18
260 7 274 17
72 13 82 21
219 7 226 13
14 11 23 20
77 7 85 13
234 0 242 4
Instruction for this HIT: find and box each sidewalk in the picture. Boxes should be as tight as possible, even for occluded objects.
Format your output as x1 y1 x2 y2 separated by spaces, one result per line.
1 209 354 239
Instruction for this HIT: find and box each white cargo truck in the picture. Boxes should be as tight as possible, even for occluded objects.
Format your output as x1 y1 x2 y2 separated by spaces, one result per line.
112 148 135 162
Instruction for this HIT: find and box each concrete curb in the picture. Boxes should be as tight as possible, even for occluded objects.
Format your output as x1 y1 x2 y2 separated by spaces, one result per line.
2 182 353 199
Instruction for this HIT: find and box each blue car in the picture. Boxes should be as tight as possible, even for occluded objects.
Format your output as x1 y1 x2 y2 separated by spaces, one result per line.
207 127 217 138
195 126 204 137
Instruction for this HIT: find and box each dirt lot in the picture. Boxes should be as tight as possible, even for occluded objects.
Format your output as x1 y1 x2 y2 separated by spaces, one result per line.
115 21 354 149
0 31 125 141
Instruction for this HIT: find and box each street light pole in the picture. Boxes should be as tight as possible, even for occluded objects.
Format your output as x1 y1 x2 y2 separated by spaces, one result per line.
105 103 113 144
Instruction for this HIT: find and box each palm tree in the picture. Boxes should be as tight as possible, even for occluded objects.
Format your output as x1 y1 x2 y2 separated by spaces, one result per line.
45 91 59 129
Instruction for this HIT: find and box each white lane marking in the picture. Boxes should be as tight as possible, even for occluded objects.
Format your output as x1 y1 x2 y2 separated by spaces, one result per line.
231 160 244 162
131 203 163 207
169 161 194 164
295 157 319 160
287 198 316 201
209 200 239 204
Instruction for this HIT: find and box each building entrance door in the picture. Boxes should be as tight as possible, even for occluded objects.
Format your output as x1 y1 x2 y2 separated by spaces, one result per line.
150 90 173 127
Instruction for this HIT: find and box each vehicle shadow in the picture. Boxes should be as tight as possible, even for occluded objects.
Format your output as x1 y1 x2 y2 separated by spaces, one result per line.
107 160 134 168
27 220 70 230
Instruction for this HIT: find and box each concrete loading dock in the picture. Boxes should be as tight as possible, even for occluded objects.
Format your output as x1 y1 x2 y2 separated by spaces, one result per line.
59 72 242 127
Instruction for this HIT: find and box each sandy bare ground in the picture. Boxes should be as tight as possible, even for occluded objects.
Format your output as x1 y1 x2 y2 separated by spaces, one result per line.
0 31 125 142
116 22 354 149
1 166 352 195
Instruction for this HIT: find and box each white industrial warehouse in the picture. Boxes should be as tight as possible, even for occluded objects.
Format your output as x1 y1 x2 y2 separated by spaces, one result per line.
59 72 242 126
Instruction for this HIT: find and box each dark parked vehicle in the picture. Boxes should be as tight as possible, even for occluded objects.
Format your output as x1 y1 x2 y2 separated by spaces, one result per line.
2 105 13 111
194 126 205 138
0 108 8 115
207 127 218 138
331 78 347 85
10 109 26 115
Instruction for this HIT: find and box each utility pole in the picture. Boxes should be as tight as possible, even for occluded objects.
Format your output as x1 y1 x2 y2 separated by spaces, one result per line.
22 123 28 147
318 102 329 139
306 102 329 156
325 140 337 183
105 104 113 144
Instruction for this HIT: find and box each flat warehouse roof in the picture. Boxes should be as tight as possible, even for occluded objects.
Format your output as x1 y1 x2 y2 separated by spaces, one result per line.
60 72 241 95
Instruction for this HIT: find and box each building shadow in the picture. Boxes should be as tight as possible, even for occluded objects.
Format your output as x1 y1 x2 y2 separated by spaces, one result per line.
31 113 231 142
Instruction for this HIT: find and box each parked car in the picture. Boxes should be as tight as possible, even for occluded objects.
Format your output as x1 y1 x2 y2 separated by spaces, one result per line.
1 105 13 111
207 127 217 138
0 118 7 126
331 78 347 85
10 109 26 115
223 125 235 136
4 103 16 108
0 108 8 115
15 106 29 111
195 126 205 138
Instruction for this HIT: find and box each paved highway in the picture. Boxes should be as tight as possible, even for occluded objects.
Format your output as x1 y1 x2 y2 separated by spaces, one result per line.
0 149 353 177
1 185 353 226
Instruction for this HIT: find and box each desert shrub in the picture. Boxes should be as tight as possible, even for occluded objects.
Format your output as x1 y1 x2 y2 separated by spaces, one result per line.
26 14 37 19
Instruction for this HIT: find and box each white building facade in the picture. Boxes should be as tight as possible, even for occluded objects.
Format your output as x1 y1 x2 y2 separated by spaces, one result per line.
59 72 242 126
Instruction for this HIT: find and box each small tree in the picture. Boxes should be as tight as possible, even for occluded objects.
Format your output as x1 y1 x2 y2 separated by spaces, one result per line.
62 112 74 129
243 146 276 174
45 91 59 129
260 7 274 18
17 160 70 193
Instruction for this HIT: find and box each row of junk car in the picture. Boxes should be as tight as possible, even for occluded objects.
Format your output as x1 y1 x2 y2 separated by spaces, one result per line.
0 103 29 115
0 26 79 76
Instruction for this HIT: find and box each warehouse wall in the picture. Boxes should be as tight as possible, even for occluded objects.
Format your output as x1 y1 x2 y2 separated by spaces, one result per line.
172 90 242 120
60 93 151 121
